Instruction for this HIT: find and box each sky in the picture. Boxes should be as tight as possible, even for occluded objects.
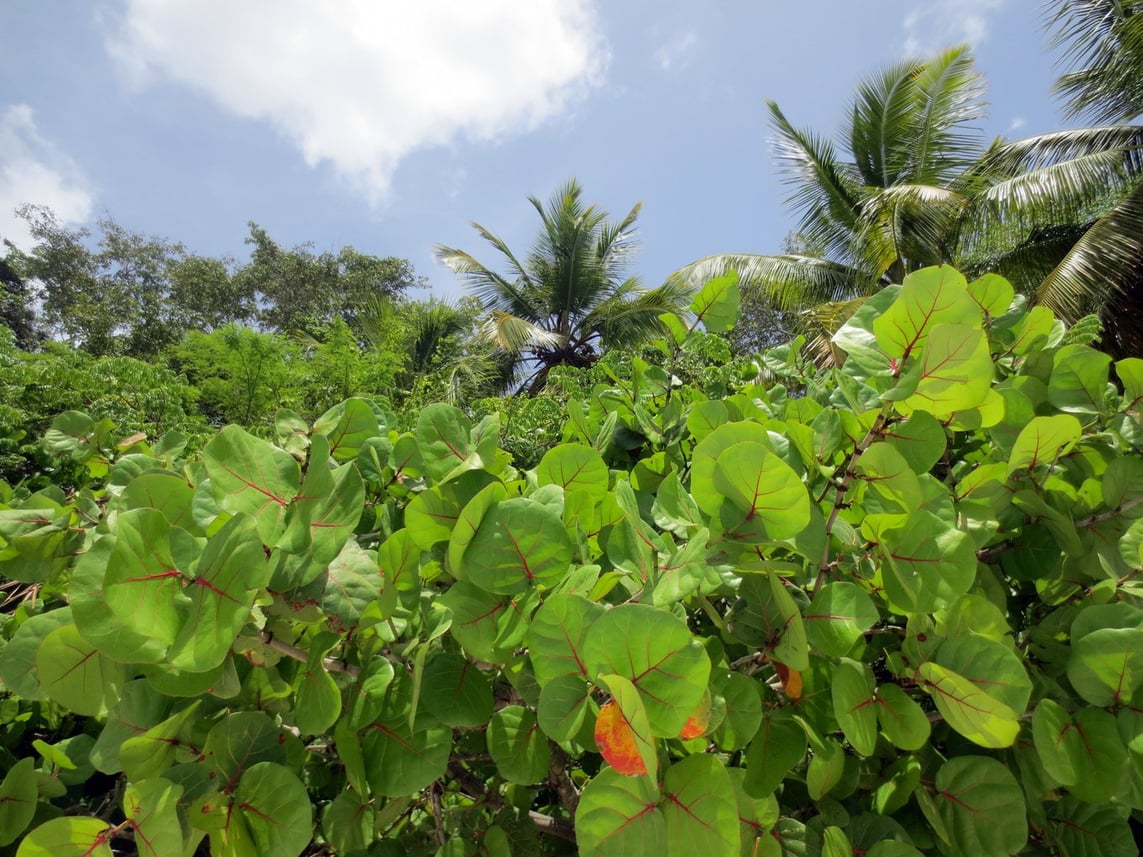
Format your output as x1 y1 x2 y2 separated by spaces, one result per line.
0 1 1067 301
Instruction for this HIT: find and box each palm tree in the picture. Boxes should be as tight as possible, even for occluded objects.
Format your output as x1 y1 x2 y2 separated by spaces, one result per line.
1046 0 1143 123
435 179 691 393
675 45 1143 357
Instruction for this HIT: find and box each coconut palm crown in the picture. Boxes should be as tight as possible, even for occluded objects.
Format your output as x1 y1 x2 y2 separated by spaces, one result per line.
674 45 1143 357
435 179 690 392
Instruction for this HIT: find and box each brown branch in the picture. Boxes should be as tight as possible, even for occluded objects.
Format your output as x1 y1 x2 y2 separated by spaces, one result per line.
547 741 580 818
447 760 577 844
258 630 358 677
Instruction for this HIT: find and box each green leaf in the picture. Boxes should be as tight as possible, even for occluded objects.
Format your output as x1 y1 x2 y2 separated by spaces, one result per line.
460 497 572 594
917 662 1020 748
487 705 550 785
1032 700 1127 803
1067 626 1143 707
169 513 268 672
1048 344 1111 415
583 604 711 736
120 702 201 781
967 273 1014 318
883 410 947 474
660 754 738 856
713 441 810 540
203 425 300 543
711 672 763 751
1007 414 1083 476
898 324 994 418
928 756 1026 857
362 720 451 797
420 653 494 728
231 762 313 857
123 779 184 857
16 817 113 857
873 512 976 614
690 271 740 334
36 623 124 716
0 608 73 700
322 789 372 855
577 767 666 857
690 422 771 517
313 397 380 462
527 593 604 686
806 736 845 799
537 443 609 500
537 674 593 742
416 403 474 482
0 758 37 846
874 684 930 751
934 635 1031 714
90 680 169 774
832 659 878 756
744 713 805 798
441 583 534 664
873 265 979 359
121 470 200 532
1048 798 1137 857
805 582 879 658
295 644 342 737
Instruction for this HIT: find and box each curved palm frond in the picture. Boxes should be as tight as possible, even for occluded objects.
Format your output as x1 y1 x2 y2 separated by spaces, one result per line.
433 243 544 322
1035 179 1143 319
907 45 988 183
480 310 565 354
767 100 864 261
848 56 924 188
580 275 693 350
1046 0 1143 122
671 253 870 309
855 183 969 275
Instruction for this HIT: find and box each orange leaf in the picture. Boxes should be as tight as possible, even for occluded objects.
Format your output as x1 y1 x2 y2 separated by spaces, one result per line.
773 661 803 701
595 700 648 776
678 690 712 739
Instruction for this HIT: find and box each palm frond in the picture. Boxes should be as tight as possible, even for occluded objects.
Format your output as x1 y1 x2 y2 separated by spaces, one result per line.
1046 0 1143 122
481 310 566 353
432 244 544 321
848 56 923 187
671 253 871 309
908 45 988 183
1035 179 1143 319
580 276 693 349
855 184 968 274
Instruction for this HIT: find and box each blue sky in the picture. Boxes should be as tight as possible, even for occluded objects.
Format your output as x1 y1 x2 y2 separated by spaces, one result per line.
1 1 1065 300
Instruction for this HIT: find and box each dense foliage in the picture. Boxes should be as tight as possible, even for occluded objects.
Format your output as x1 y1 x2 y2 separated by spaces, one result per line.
0 266 1140 856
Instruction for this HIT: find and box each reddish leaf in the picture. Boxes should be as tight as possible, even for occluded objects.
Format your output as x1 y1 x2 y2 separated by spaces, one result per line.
595 700 648 777
678 691 712 740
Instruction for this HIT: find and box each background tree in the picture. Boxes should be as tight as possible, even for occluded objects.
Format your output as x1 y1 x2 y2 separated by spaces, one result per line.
0 253 39 349
435 178 690 393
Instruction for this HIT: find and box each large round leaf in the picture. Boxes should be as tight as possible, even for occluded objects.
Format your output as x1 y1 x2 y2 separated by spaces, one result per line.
36 624 124 716
460 497 571 594
805 582 879 658
487 705 550 785
15 817 113 857
928 756 1026 857
660 754 738 856
1032 700 1128 803
577 767 666 857
420 653 494 728
595 674 657 780
232 762 313 857
582 604 711 736
527 593 604 686
537 443 609 500
713 441 809 541
362 720 451 797
203 425 299 543
832 659 877 756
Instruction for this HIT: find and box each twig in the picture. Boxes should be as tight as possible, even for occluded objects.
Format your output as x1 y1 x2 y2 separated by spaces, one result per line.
547 741 580 818
258 630 358 677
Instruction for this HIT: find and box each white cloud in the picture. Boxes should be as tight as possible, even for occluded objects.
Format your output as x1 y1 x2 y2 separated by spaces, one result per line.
1008 116 1027 133
655 31 698 72
0 105 94 250
903 0 1005 57
104 1 607 201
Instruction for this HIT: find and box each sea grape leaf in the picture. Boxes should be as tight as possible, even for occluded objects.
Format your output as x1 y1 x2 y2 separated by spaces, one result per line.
120 702 201 782
928 756 1027 857
898 324 993 418
933 635 1032 714
537 443 609 500
1048 344 1111 415
362 720 451 797
744 712 806 798
1048 798 1137 857
527 593 604 686
537 674 593 743
441 582 534 664
582 603 711 736
729 574 809 670
0 758 36 846
295 641 342 737
460 497 572 594
873 265 979 359
121 470 199 532
416 403 473 482
102 508 184 650
713 441 810 540
322 789 372 856
577 767 666 857
832 659 878 756
169 513 267 672
660 753 738 856
967 272 1014 318
873 512 975 614
487 705 550 785
0 607 73 700
202 710 287 784
856 442 923 511
15 817 113 857
123 778 184 857
447 482 508 579
36 623 124 716
690 422 772 516
203 425 299 543
652 471 704 536
806 735 845 799
594 676 657 779
691 271 740 333
874 684 930 751
420 653 494 728
1067 626 1143 707
1032 700 1128 803
805 581 879 658
711 672 763 751
90 680 169 774
917 662 1020 748
313 397 379 462
679 689 713 739
229 762 313 857
1007 414 1083 476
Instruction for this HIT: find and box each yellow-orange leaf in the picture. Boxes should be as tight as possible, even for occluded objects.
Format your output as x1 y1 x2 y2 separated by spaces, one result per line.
595 700 648 776
678 690 712 739
774 661 803 701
